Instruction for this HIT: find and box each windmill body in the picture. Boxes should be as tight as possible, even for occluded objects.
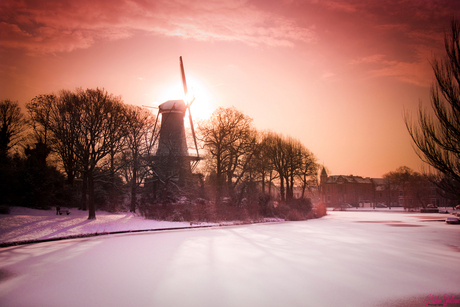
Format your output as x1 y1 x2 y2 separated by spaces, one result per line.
156 100 188 158
152 57 201 190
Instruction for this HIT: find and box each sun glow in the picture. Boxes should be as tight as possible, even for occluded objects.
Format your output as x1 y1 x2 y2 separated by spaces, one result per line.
156 75 215 120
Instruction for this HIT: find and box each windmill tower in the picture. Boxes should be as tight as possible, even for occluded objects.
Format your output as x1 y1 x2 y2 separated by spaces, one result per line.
152 57 201 189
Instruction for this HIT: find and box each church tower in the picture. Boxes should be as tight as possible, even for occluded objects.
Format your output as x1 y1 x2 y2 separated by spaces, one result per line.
320 167 328 185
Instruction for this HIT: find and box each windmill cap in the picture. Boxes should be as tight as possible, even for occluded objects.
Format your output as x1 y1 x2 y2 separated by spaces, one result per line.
159 100 187 113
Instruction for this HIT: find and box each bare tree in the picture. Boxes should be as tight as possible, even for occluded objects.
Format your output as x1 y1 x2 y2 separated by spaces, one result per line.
406 18 460 199
27 91 82 186
51 90 81 186
26 95 55 146
383 166 430 209
198 107 257 203
71 88 127 219
0 99 26 207
255 132 279 196
0 99 26 160
296 146 318 199
258 132 317 202
122 105 156 212
261 132 288 202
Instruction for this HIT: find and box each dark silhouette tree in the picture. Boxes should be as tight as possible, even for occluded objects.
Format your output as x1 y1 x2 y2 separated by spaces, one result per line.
26 95 54 146
406 18 460 199
0 99 25 207
71 88 127 219
27 93 79 185
0 99 26 161
21 141 65 209
121 105 156 212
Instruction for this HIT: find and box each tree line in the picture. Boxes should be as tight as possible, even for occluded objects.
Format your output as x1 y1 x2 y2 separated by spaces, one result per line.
0 89 322 221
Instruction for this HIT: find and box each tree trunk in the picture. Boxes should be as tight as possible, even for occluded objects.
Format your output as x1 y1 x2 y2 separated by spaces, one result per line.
216 155 223 204
285 172 293 201
80 171 88 211
279 174 285 202
66 172 75 185
261 170 266 193
130 165 137 212
268 171 273 196
88 171 96 219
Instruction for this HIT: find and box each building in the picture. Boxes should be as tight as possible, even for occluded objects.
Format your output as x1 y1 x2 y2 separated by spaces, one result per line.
320 168 374 207
319 168 453 208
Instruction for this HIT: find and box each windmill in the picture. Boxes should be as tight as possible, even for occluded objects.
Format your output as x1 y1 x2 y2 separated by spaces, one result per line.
151 56 201 189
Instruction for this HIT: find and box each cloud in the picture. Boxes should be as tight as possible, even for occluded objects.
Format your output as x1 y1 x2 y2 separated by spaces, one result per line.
321 0 357 13
370 59 433 87
349 47 434 87
349 54 386 65
360 48 433 87
321 71 336 80
0 0 316 54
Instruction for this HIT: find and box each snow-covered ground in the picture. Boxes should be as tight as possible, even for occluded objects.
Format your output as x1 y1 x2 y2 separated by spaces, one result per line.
0 207 207 245
0 209 459 307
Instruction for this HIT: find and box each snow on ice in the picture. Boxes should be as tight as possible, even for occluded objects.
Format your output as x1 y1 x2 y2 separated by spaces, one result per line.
0 208 459 307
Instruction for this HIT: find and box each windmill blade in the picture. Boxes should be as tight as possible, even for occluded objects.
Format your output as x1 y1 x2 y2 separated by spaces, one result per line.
188 96 195 107
142 105 158 109
150 109 161 150
188 108 200 158
180 56 188 98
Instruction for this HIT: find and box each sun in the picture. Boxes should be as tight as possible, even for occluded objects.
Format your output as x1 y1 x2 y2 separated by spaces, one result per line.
155 75 214 120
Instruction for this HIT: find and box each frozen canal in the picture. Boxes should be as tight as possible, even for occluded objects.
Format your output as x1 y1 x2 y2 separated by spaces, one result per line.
1 211 459 307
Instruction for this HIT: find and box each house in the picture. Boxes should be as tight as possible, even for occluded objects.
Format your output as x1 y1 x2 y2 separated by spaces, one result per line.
320 168 374 207
320 167 454 208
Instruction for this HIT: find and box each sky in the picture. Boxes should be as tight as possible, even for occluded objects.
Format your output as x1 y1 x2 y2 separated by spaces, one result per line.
1 0 459 178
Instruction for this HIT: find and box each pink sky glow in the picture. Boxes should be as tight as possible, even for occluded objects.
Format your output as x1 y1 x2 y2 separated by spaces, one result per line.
1 0 459 178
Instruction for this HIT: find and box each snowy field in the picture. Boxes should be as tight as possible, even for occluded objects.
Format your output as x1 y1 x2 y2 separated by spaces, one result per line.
1 209 460 307
0 207 205 245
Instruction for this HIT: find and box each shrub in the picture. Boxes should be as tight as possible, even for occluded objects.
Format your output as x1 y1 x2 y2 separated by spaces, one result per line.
315 202 327 218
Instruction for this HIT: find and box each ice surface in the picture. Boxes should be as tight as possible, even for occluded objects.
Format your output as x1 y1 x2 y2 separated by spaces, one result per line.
0 210 459 307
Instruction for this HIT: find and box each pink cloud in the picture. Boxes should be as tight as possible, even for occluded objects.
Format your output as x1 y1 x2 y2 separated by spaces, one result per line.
321 71 336 80
0 0 316 54
349 54 386 65
321 0 357 13
368 47 434 87
349 45 436 87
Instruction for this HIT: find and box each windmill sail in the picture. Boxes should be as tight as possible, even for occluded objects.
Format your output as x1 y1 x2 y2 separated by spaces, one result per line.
180 56 188 96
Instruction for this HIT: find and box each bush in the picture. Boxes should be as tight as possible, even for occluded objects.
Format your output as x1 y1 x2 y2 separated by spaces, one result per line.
258 193 273 217
273 198 313 221
0 206 10 214
315 202 327 218
139 196 323 223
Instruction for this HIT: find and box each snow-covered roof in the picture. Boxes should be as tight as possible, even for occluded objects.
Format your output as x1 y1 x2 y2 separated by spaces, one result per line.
372 178 387 186
159 100 187 113
326 175 373 184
